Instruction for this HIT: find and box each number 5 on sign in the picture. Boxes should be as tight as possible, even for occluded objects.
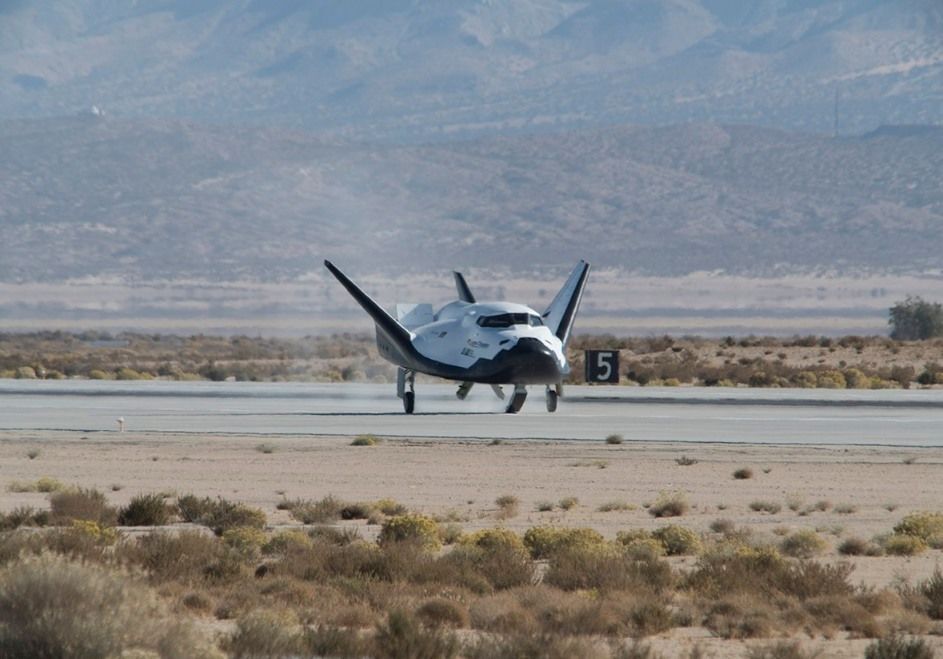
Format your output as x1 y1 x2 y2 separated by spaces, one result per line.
585 350 619 383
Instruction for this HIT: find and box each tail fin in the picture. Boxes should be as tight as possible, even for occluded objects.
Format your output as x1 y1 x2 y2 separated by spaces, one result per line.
542 260 590 346
453 271 476 303
324 260 414 354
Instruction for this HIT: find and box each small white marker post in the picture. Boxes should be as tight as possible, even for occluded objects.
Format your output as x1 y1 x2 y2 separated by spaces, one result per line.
117 417 125 432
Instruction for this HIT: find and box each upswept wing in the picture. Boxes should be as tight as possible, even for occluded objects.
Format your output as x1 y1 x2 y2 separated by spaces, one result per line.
542 260 591 346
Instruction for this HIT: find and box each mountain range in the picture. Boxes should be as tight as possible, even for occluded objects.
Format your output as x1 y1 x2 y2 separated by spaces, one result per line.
1 0 941 140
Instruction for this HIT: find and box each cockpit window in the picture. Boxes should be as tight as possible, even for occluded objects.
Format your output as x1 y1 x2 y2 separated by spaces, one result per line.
477 313 543 328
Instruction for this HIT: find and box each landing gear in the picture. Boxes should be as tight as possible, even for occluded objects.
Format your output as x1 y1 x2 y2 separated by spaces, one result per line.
545 386 558 413
456 381 474 400
490 384 505 400
397 368 416 414
505 384 527 414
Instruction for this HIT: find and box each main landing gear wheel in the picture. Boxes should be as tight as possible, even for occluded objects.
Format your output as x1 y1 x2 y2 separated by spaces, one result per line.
403 391 415 414
545 386 558 413
505 385 527 414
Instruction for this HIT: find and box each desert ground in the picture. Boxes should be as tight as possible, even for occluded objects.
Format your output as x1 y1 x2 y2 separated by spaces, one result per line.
3 429 943 657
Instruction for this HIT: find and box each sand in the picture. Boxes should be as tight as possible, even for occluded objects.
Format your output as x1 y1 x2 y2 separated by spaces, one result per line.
3 429 943 657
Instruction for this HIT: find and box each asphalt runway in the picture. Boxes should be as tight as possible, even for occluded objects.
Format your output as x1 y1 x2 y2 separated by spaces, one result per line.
2 380 942 447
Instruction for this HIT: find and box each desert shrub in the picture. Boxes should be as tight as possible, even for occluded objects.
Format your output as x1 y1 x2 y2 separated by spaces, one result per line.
339 502 373 520
203 499 265 535
598 501 635 512
710 518 736 534
495 495 519 518
177 493 214 522
254 443 276 454
535 500 554 512
523 526 605 559
465 632 604 659
558 496 579 511
379 514 441 551
884 535 928 556
49 487 117 525
676 456 698 466
462 528 526 555
838 537 878 556
652 525 702 556
605 434 624 445
118 492 172 526
261 529 311 556
416 598 470 628
375 498 408 516
223 526 267 559
545 544 673 593
0 506 49 530
123 530 224 582
303 625 368 658
834 503 858 515
0 552 221 659
285 496 343 524
918 568 943 620
648 490 689 518
733 467 754 480
817 370 847 389
351 434 380 446
227 610 304 659
373 610 459 659
435 542 534 591
780 530 827 558
750 500 783 514
747 641 823 659
865 634 935 659
894 512 943 542
308 525 360 546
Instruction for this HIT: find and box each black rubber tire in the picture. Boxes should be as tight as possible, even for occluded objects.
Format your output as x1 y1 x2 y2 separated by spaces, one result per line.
403 391 415 414
505 390 527 414
546 390 558 413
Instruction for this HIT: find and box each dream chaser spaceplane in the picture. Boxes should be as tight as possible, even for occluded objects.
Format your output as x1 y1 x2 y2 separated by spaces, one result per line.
324 260 590 414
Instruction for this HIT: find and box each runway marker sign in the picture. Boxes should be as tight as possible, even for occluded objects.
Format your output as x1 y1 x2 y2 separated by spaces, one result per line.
585 350 620 383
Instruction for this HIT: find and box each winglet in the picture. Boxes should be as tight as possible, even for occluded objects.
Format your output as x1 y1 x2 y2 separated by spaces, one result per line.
324 260 413 351
542 260 591 346
453 271 476 303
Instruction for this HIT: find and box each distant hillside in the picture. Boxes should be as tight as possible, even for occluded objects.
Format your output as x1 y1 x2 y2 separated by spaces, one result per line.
1 0 941 139
1 117 941 282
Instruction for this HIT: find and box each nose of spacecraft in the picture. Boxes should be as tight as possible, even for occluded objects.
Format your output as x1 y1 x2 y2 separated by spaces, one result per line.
504 337 562 383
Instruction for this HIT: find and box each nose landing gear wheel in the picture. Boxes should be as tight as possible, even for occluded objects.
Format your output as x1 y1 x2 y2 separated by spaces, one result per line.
545 387 558 413
403 391 415 414
505 385 527 414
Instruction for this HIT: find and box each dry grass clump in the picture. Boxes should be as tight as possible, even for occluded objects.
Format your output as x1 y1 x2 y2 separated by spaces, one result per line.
465 632 604 659
648 491 689 518
254 442 276 454
7 477 65 493
834 503 859 515
733 467 754 480
495 495 519 519
0 552 221 658
544 543 673 594
838 537 883 557
864 634 935 659
675 456 698 466
605 434 624 445
118 492 172 526
351 434 381 446
374 498 408 516
597 501 635 513
49 487 117 526
416 598 470 629
26 449 40 460
374 610 460 659
884 535 929 556
709 518 736 535
535 500 554 512
750 500 783 514
278 495 343 525
780 530 827 558
122 529 225 582
615 530 666 560
746 641 823 659
0 506 50 531
558 496 579 511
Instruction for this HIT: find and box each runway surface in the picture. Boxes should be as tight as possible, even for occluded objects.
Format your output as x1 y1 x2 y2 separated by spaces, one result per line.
2 380 942 446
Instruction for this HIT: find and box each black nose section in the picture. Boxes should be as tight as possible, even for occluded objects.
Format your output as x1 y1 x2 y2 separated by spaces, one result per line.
500 337 562 384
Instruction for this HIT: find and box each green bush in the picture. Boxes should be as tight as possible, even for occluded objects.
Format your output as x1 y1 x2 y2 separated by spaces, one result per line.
379 514 441 551
462 528 527 556
523 526 605 559
652 525 702 556
118 493 172 526
889 296 943 341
